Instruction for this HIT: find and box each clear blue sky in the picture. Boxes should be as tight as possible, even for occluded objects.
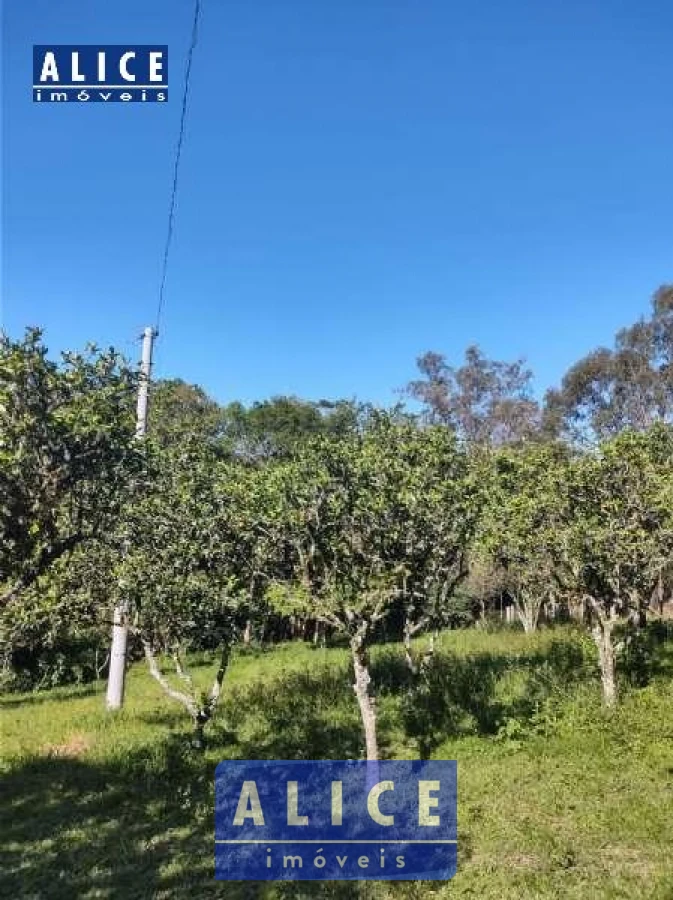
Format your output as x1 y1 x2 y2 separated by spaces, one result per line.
2 0 672 406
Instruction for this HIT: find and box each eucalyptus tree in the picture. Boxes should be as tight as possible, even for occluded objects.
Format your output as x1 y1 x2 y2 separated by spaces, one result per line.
544 285 673 444
0 329 138 609
407 345 541 445
266 414 478 760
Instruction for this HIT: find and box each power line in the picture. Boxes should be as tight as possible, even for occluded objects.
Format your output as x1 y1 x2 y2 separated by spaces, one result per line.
155 0 202 333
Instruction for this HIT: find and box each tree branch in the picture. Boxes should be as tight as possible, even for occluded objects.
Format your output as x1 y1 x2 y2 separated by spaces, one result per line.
143 641 198 718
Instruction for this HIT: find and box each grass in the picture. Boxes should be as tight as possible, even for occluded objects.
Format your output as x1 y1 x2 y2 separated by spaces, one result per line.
1 626 673 899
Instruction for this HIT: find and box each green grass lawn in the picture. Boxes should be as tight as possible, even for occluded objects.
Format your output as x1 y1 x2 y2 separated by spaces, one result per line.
1 627 673 899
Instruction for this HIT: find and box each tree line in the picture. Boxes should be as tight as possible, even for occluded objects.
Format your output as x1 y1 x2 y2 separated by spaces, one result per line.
1 285 672 756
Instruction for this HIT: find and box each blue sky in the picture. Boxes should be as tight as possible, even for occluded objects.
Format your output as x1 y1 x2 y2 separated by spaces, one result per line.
2 0 672 407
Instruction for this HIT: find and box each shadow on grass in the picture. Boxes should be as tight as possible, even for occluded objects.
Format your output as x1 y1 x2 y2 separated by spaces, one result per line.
0 735 277 900
0 731 395 900
214 633 598 761
371 636 596 757
218 667 364 761
620 620 673 686
0 683 101 709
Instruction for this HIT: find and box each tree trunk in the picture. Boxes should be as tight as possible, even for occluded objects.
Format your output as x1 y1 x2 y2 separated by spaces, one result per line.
242 620 252 646
191 642 232 749
403 613 430 675
403 617 418 675
143 640 198 718
514 592 541 633
191 713 208 751
144 640 232 750
313 620 325 647
591 619 617 707
351 635 378 761
654 572 664 616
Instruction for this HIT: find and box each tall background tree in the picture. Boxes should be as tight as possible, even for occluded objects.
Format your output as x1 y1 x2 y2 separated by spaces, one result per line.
544 285 673 444
149 379 226 449
407 345 540 445
220 396 364 460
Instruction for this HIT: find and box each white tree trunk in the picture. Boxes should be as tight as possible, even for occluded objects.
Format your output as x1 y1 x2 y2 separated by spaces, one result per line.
514 592 542 633
313 620 325 647
403 613 431 674
351 637 378 762
403 617 418 674
143 640 231 748
591 619 617 707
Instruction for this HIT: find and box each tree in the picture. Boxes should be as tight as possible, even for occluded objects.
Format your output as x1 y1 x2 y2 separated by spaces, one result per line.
0 329 138 609
220 396 364 461
559 427 673 705
106 439 271 747
406 345 540 445
390 427 482 673
0 542 114 690
544 285 673 444
479 443 572 633
149 378 225 449
266 415 477 759
459 554 509 625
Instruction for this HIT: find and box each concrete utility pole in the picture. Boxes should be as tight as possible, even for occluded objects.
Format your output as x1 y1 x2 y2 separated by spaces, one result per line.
106 326 156 710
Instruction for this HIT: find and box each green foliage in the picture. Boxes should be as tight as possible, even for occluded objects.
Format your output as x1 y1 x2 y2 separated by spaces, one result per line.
439 591 480 628
478 442 572 632
619 620 673 688
149 378 226 449
2 327 673 720
0 328 139 609
118 440 247 649
265 413 480 636
220 395 365 460
561 426 673 623
0 551 112 690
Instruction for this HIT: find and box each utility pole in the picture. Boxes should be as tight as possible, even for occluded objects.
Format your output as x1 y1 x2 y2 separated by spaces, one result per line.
106 326 156 710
